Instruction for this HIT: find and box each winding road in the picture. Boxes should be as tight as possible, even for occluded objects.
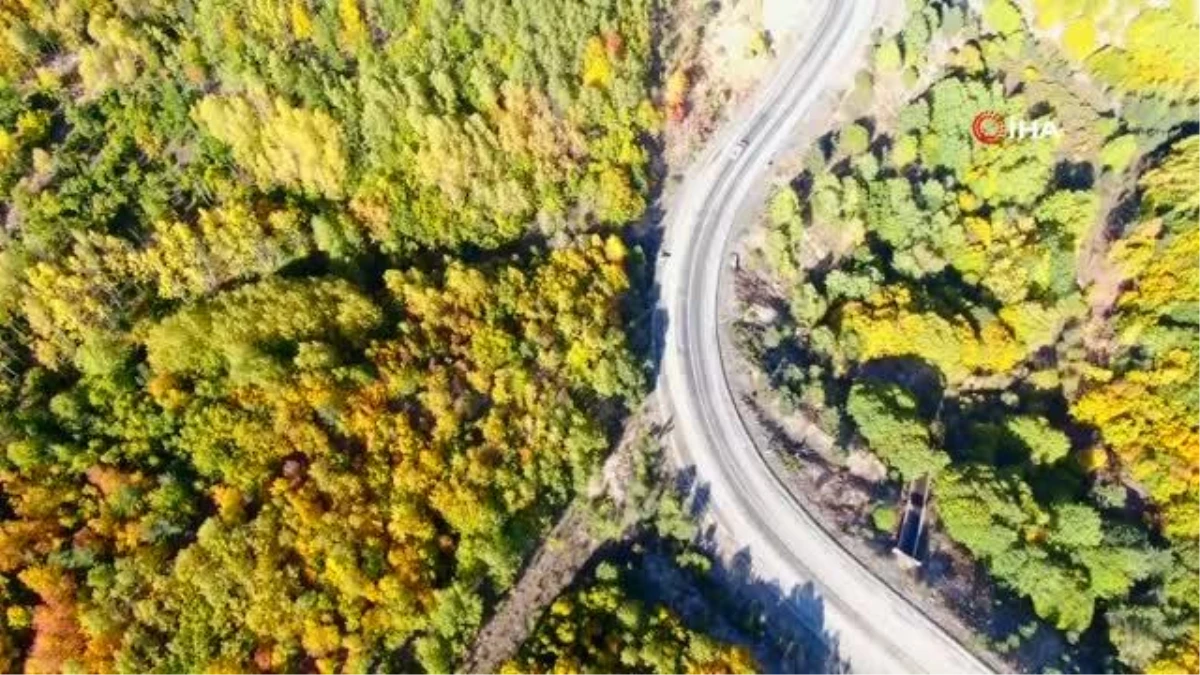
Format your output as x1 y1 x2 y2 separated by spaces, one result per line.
655 1 992 672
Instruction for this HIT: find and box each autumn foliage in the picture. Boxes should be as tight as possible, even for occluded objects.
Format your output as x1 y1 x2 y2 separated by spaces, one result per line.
746 0 1198 669
0 0 664 671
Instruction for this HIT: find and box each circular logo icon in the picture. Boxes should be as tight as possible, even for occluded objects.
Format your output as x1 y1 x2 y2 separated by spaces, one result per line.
971 111 1006 145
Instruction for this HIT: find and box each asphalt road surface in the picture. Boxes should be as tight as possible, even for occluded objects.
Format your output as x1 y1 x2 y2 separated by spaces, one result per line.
655 1 992 672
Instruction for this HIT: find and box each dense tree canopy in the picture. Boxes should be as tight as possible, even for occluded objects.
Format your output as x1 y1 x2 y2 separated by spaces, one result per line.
0 0 657 254
504 562 757 674
0 239 642 672
746 0 1198 670
1070 137 1200 674
1030 0 1199 101
1074 137 1200 542
0 0 662 672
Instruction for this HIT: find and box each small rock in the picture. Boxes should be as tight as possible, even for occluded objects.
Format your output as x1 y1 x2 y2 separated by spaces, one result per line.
846 449 887 483
746 303 778 324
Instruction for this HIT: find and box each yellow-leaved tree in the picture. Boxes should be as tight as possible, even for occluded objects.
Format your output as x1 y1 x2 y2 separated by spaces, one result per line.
193 93 348 198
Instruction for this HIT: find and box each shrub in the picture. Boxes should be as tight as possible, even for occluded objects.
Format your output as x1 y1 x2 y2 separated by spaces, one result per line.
872 505 899 533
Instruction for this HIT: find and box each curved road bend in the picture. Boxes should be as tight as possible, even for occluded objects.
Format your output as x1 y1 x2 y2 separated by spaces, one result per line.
655 1 992 672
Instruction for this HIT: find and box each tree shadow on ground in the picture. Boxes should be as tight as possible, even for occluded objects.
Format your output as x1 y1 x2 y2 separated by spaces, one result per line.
853 356 946 420
669 468 847 673
610 15 835 669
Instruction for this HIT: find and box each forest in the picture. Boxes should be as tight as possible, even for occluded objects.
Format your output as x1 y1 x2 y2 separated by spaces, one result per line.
0 0 683 672
744 0 1197 671
505 560 756 674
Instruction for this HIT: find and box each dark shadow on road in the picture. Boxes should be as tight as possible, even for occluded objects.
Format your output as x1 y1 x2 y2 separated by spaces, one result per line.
670 472 849 673
600 6 842 670
561 532 843 673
